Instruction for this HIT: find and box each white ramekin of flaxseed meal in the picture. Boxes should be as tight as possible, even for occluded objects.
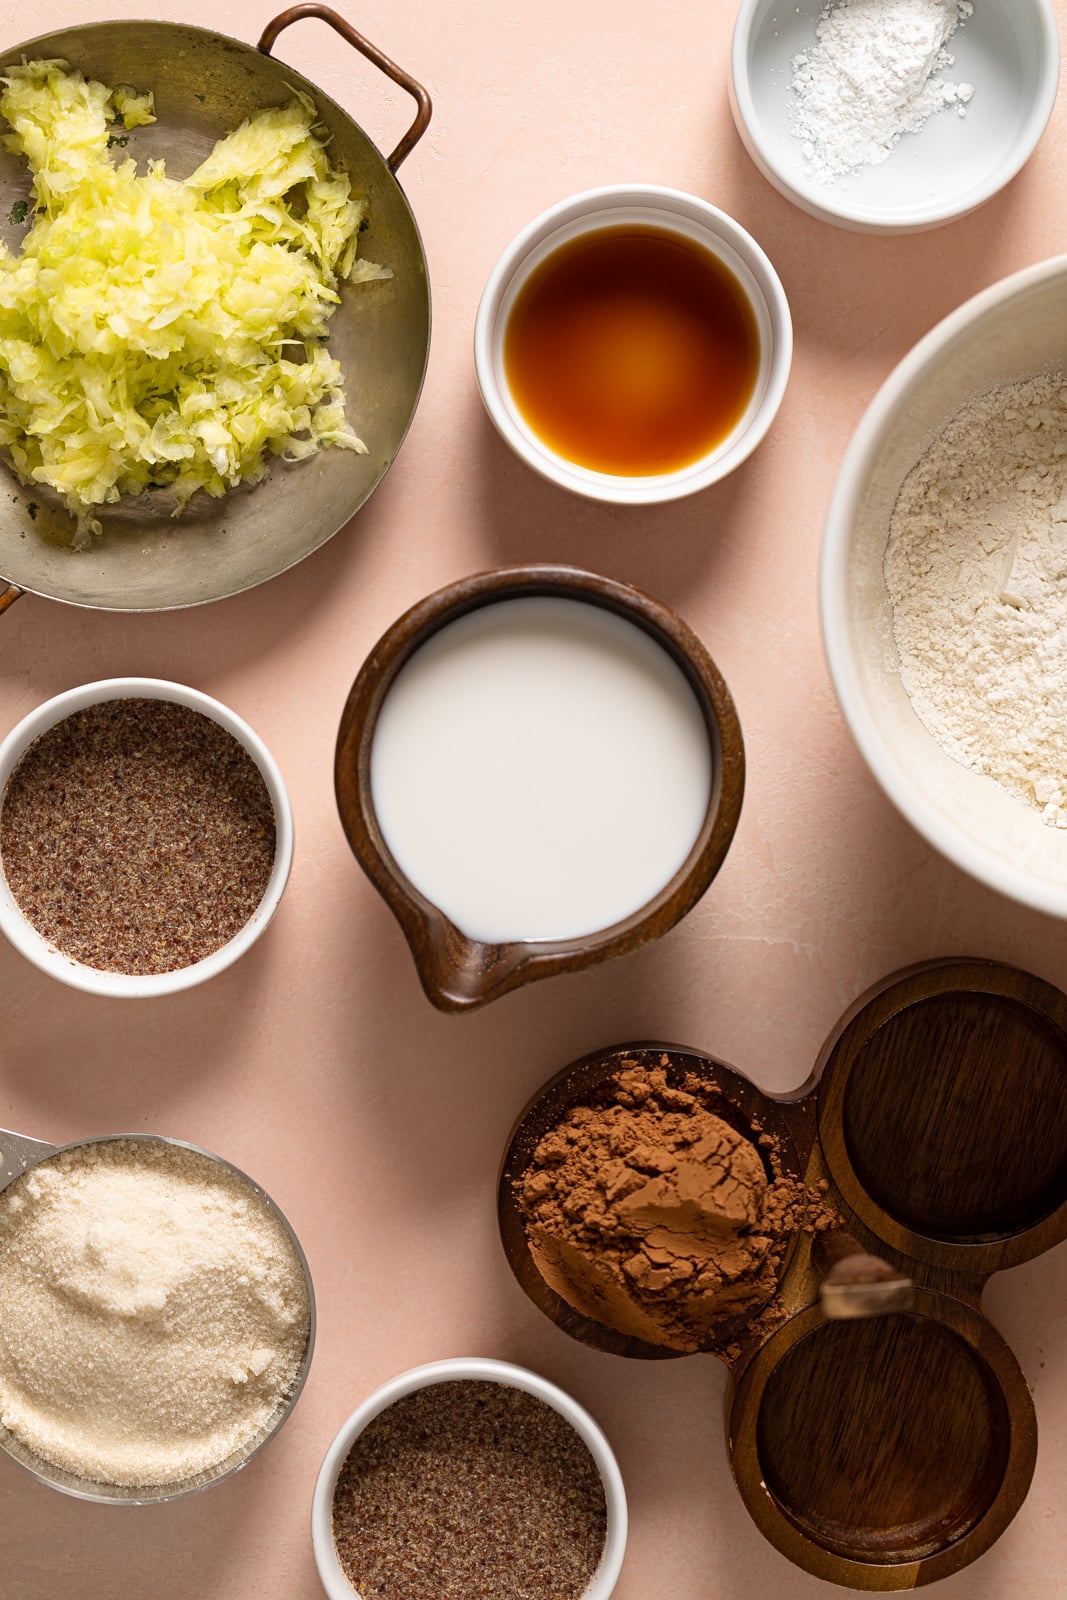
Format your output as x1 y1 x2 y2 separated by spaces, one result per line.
311 1357 628 1600
0 677 292 996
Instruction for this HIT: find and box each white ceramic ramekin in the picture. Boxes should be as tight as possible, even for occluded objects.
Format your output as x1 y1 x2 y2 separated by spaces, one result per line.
0 677 293 995
311 1357 628 1599
730 0 1059 234
474 184 792 504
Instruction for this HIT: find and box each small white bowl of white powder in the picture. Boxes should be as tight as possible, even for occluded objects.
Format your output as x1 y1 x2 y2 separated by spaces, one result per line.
730 0 1058 232
822 254 1067 916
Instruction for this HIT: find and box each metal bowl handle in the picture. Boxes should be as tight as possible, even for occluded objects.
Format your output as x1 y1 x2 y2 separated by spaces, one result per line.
257 5 432 172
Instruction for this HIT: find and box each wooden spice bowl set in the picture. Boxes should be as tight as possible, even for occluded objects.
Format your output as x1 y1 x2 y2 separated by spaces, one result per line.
499 957 1067 1590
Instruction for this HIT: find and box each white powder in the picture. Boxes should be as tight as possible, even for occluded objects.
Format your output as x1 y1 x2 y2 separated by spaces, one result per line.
885 374 1067 827
0 1139 310 1486
791 0 974 183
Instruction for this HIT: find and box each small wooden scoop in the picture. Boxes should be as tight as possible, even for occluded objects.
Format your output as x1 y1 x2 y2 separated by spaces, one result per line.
814 1230 914 1320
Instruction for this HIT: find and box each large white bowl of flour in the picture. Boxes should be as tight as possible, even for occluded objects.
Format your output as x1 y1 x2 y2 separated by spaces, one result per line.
822 254 1067 915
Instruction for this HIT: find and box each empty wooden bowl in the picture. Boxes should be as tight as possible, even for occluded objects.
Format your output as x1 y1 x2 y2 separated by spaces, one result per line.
335 566 744 1011
499 958 1067 1588
730 1292 1034 1588
816 959 1067 1273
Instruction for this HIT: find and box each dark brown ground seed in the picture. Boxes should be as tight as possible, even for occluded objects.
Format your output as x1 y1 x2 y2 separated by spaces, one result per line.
0 697 276 975
331 1379 608 1600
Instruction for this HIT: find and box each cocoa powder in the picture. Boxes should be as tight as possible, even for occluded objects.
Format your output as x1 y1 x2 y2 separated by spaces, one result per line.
518 1060 803 1353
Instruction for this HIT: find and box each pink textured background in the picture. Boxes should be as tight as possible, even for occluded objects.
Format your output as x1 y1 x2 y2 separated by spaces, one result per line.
1 2 1066 1596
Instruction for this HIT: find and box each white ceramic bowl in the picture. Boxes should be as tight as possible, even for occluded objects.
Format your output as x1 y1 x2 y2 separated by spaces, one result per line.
730 0 1059 234
0 677 293 995
822 254 1067 917
311 1357 628 1599
474 184 792 504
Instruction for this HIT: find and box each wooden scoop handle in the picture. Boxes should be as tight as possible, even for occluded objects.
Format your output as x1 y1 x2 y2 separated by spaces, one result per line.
814 1230 914 1320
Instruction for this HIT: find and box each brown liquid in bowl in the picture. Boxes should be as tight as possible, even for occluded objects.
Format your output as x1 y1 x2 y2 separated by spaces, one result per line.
504 226 760 476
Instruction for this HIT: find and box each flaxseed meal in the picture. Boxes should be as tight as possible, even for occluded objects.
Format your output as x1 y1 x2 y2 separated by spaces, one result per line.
0 697 275 974
331 1379 608 1600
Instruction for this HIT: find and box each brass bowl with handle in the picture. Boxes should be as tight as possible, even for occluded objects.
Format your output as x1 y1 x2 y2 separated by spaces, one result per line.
0 6 431 617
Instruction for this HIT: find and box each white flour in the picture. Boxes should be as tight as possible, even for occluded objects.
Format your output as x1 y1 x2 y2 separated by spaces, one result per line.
885 374 1067 828
791 0 974 182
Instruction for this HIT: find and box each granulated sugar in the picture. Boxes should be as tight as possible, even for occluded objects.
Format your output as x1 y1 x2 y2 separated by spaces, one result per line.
0 1139 309 1486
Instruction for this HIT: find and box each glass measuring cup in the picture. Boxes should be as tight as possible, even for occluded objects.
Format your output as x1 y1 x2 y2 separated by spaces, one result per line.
0 1126 315 1504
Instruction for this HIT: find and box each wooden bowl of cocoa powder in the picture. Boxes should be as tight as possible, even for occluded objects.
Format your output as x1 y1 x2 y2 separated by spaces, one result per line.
498 1043 815 1363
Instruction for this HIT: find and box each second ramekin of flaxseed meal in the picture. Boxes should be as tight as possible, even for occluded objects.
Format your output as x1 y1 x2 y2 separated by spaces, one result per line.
311 1358 627 1600
0 678 292 995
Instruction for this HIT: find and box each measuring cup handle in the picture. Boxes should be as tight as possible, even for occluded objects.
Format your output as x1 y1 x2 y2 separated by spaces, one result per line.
0 1127 55 1193
257 5 432 172
814 1229 914 1320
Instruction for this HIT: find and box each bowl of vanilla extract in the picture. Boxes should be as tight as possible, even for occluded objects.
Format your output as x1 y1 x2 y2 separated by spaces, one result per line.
473 183 792 504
